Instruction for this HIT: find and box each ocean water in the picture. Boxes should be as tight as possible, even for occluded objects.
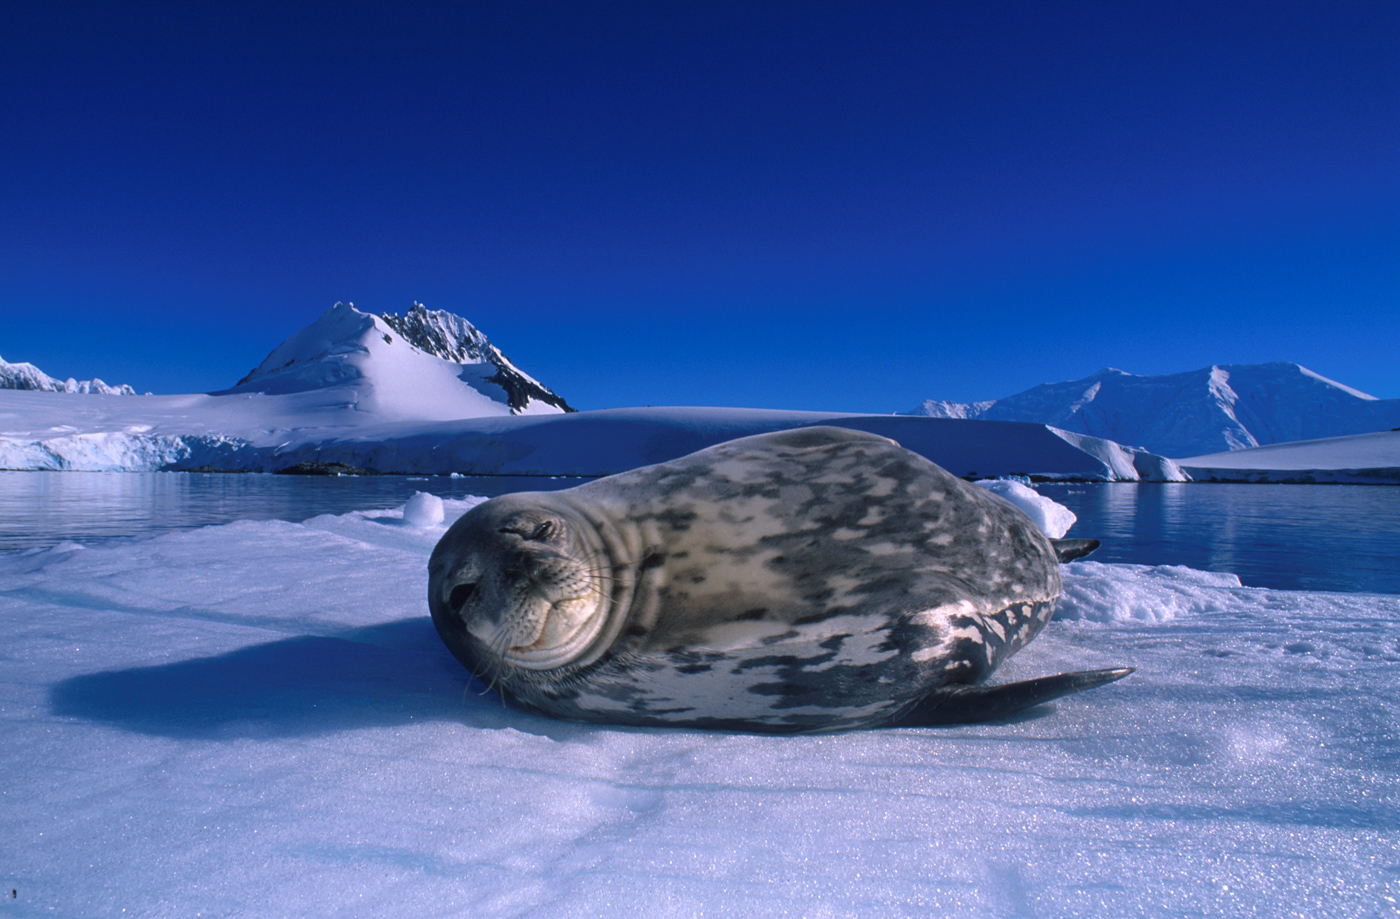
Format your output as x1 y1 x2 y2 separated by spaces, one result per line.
0 471 582 550
1037 481 1399 595
1 471 1396 594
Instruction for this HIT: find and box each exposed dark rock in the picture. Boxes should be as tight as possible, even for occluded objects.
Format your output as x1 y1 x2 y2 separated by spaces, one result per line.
379 303 575 414
274 461 380 476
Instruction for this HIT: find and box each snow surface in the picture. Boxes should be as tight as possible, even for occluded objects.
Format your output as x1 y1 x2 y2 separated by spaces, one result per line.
0 391 1188 481
1179 430 1400 484
974 478 1078 538
402 491 446 527
3 496 1397 918
908 363 1400 458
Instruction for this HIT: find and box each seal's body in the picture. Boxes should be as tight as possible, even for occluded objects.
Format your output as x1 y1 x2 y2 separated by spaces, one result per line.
428 427 1129 733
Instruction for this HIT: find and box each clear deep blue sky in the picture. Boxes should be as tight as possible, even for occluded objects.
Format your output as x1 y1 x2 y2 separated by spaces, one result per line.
2 1 1396 409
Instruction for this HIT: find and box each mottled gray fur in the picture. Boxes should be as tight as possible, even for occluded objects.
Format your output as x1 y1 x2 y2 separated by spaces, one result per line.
429 426 1067 732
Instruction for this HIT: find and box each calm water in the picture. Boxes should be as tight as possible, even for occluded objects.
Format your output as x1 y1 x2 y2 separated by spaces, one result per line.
0 471 586 550
1036 482 1399 595
1 472 1396 594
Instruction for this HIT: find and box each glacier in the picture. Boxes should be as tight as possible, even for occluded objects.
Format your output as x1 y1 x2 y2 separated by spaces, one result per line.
0 395 1188 481
1179 430 1400 485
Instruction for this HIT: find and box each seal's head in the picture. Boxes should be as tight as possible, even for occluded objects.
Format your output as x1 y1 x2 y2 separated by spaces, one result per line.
428 494 612 680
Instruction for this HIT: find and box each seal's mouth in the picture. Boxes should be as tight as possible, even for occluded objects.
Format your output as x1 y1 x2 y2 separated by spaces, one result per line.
508 602 583 652
500 594 603 668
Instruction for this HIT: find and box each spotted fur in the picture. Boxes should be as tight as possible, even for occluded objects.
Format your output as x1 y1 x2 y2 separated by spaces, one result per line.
428 426 1073 732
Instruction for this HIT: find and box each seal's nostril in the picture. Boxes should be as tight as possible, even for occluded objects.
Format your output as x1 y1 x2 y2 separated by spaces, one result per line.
449 582 477 611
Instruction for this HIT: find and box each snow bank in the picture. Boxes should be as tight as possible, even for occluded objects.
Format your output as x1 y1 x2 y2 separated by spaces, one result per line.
2 502 1396 917
1180 430 1400 485
1056 560 1244 623
974 477 1077 537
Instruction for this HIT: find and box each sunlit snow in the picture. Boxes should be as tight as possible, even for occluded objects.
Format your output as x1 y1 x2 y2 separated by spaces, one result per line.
1180 430 1400 485
3 495 1396 917
974 478 1078 538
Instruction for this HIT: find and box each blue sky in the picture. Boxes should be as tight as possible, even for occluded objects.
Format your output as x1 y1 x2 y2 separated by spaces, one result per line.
2 1 1396 410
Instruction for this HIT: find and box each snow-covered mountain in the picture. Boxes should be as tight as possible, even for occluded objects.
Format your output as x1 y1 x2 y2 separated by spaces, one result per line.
0 354 137 395
908 363 1400 458
231 302 573 417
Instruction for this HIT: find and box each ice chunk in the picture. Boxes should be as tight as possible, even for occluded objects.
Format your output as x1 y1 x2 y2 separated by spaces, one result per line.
402 491 445 527
974 477 1077 538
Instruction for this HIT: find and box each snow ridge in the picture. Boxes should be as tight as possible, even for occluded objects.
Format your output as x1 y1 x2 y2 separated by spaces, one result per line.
378 302 574 414
907 362 1400 457
0 354 137 395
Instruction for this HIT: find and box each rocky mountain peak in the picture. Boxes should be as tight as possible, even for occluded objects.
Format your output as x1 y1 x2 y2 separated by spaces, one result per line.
377 302 494 365
378 303 574 414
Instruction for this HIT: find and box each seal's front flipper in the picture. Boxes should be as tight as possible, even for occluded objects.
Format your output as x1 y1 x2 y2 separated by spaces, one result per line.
894 667 1134 726
1050 538 1100 562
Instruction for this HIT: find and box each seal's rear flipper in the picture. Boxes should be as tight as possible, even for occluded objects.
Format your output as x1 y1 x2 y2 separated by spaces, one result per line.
894 667 1134 726
1050 538 1100 562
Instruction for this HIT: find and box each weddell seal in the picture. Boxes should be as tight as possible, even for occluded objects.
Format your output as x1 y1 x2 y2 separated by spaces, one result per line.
427 427 1131 733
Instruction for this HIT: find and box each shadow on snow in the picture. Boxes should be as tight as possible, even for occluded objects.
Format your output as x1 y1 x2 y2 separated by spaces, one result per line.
47 617 543 739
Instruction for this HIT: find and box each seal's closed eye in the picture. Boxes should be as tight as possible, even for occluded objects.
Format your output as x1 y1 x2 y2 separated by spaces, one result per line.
498 518 557 542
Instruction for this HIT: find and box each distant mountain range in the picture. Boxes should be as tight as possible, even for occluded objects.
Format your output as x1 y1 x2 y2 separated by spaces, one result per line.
908 363 1400 458
5 309 1395 480
11 310 1396 464
230 301 573 416
0 354 138 395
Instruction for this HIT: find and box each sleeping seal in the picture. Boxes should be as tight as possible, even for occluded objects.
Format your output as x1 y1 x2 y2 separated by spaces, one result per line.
427 426 1130 733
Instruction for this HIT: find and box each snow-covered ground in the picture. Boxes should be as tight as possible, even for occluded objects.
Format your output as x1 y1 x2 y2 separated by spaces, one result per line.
1180 430 1400 485
0 390 1186 481
4 494 1396 917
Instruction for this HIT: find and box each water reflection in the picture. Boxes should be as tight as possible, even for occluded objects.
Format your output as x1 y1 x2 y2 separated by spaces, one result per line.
0 471 589 552
2 472 1396 594
1038 483 1400 594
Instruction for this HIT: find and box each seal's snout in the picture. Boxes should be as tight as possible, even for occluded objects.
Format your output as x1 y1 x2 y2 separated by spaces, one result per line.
428 497 612 673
